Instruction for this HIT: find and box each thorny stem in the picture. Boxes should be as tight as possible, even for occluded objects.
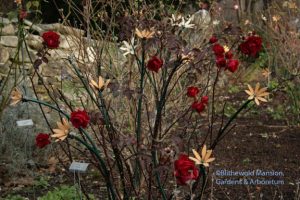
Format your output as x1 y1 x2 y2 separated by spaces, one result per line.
136 40 146 148
134 39 146 185
211 99 252 149
0 18 26 114
68 57 100 108
198 166 207 200
209 69 220 146
29 77 53 132
71 135 117 200
150 60 182 200
22 98 69 118
189 183 193 200
97 91 129 199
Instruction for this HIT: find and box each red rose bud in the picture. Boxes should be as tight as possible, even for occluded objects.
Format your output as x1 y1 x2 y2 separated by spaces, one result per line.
70 110 90 129
174 154 199 185
187 86 200 97
212 43 225 56
239 35 262 57
19 10 28 20
146 56 163 73
201 96 209 105
216 57 227 68
191 101 205 113
225 51 233 59
36 133 51 148
209 36 218 44
42 31 60 49
227 59 239 73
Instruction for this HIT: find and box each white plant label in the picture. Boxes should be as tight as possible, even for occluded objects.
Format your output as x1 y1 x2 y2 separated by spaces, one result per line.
69 161 89 173
17 119 34 127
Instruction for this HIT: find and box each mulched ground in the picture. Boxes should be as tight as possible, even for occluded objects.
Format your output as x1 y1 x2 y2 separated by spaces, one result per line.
209 119 300 199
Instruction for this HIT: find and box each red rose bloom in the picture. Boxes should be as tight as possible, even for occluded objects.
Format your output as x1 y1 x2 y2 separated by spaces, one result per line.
225 51 233 59
42 31 60 49
209 36 218 44
201 96 209 105
216 57 226 68
239 35 262 57
212 44 225 57
174 154 199 185
36 133 51 148
227 59 239 73
146 56 163 73
187 86 200 97
191 101 205 113
70 110 90 129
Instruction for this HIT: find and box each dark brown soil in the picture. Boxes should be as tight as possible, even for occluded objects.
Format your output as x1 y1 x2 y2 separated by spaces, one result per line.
209 119 300 199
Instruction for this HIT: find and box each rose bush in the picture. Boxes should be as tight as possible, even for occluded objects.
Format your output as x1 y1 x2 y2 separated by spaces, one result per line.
15 4 268 197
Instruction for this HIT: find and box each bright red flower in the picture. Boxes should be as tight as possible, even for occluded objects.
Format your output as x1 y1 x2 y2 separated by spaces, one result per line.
225 51 233 59
209 36 218 44
42 31 60 49
227 59 239 73
187 86 200 97
174 154 199 185
36 133 51 148
212 44 225 56
216 57 226 68
201 96 209 105
239 35 262 57
146 56 163 73
191 101 205 113
70 110 90 129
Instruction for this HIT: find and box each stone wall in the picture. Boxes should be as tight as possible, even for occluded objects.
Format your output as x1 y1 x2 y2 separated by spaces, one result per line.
0 17 102 84
0 16 128 106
